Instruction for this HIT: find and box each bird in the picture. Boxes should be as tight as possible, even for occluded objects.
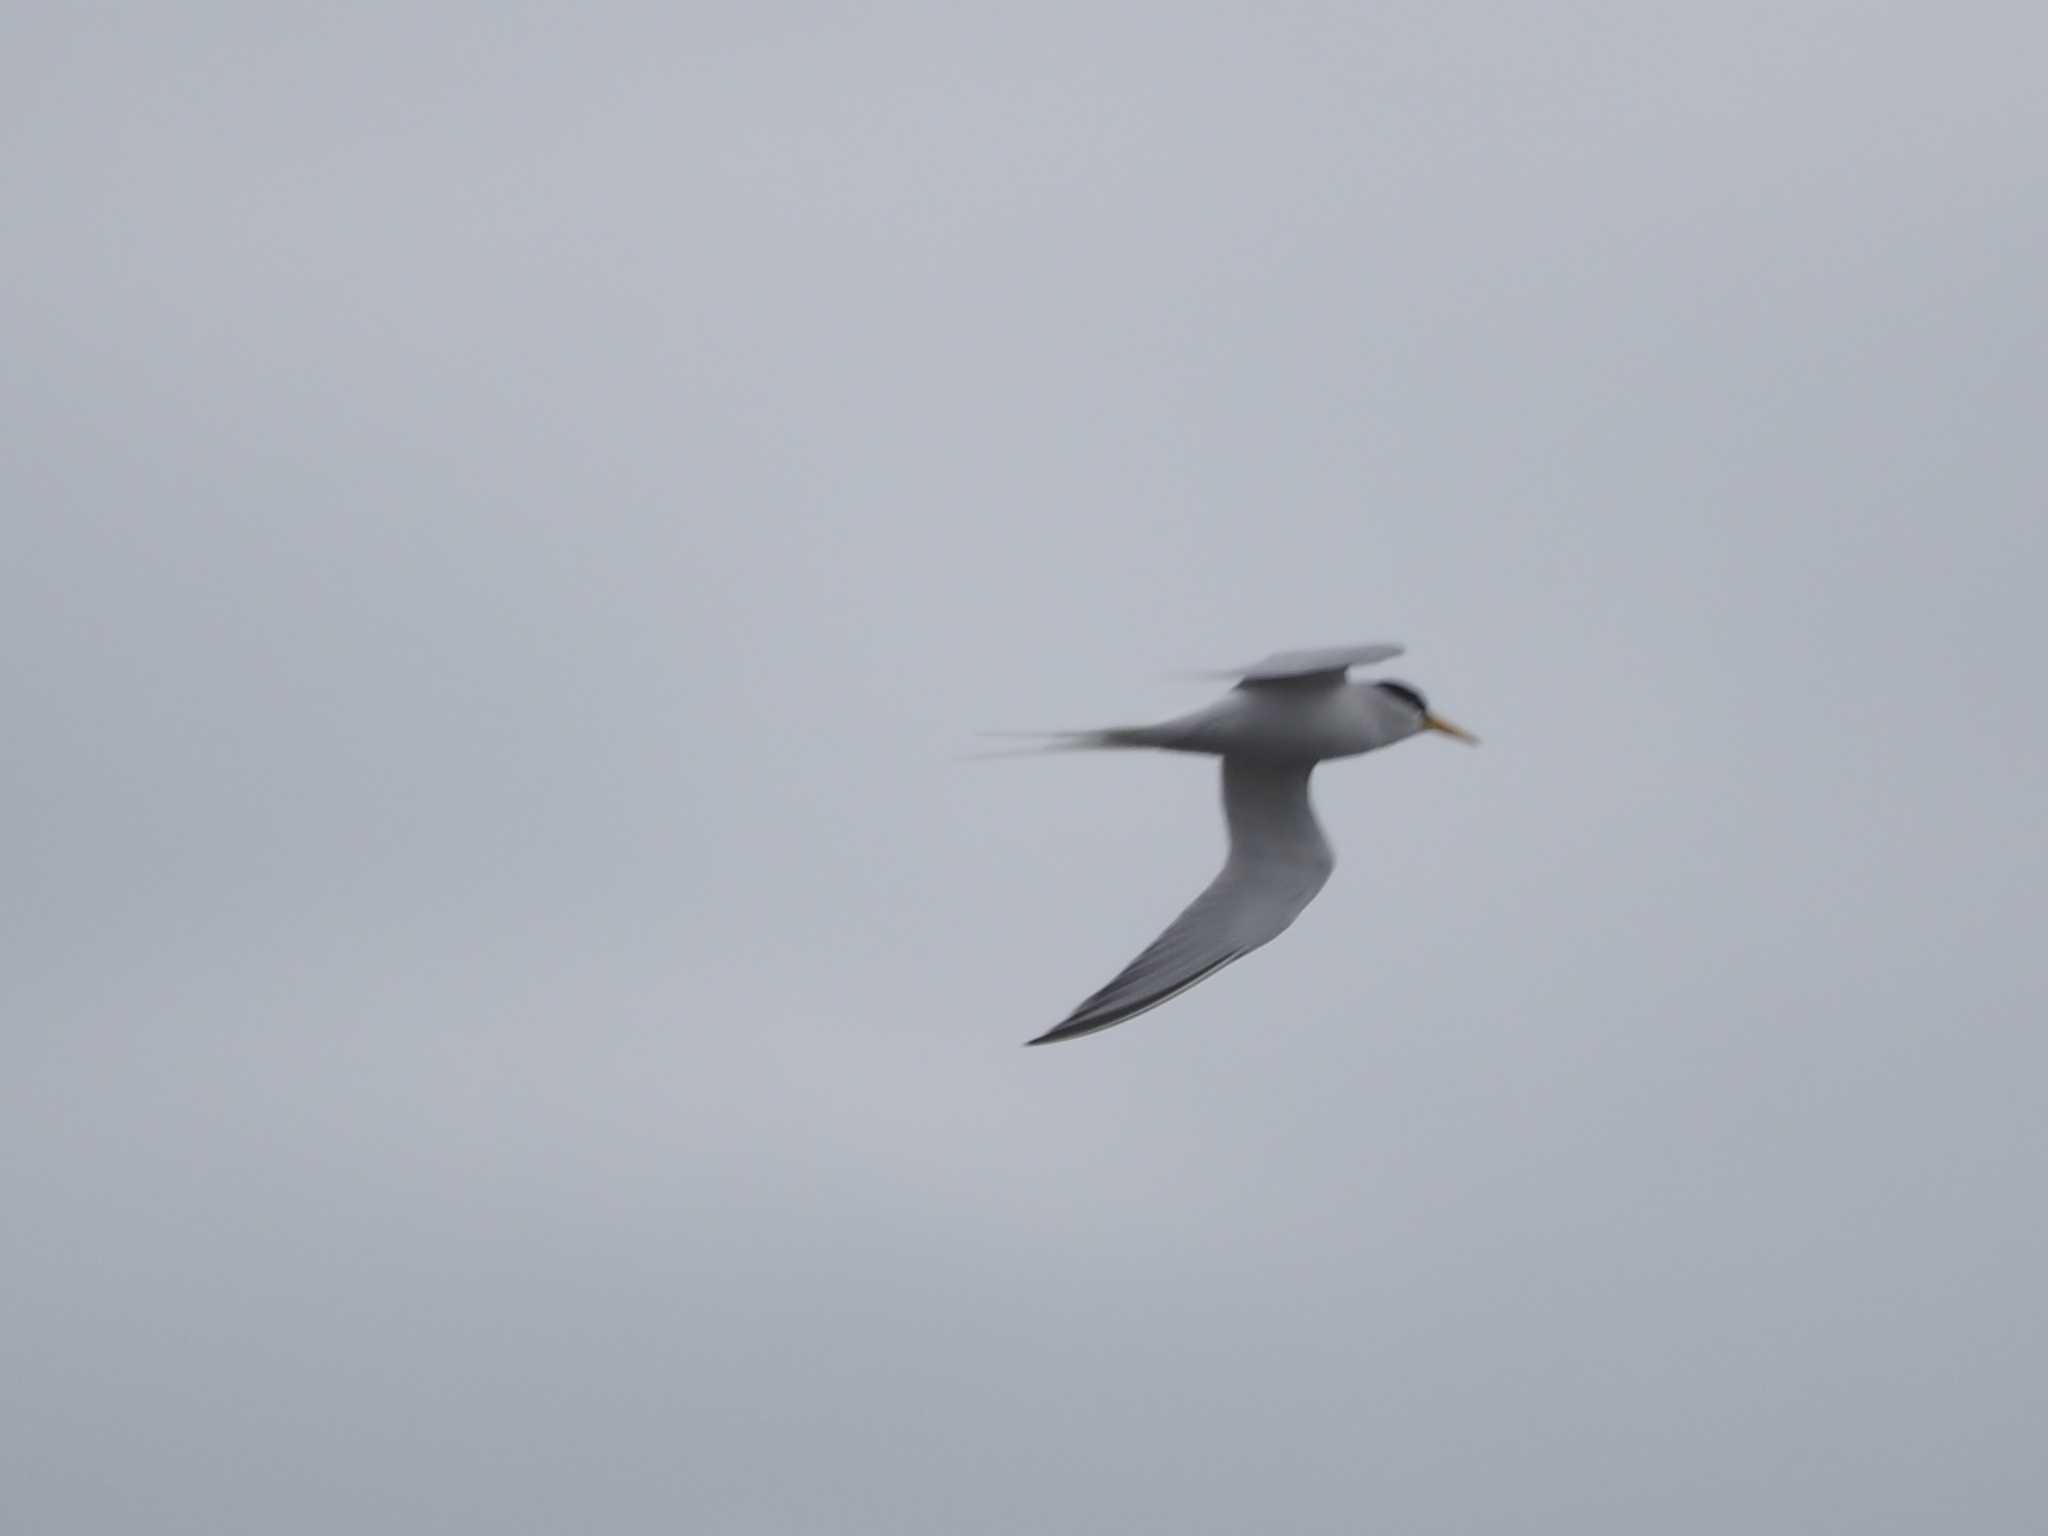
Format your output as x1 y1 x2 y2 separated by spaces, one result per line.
999 643 1476 1046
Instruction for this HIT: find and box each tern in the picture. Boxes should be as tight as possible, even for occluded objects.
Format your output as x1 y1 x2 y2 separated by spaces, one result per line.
1002 643 1476 1046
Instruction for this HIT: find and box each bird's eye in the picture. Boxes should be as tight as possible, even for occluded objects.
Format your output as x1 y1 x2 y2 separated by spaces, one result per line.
1376 681 1428 713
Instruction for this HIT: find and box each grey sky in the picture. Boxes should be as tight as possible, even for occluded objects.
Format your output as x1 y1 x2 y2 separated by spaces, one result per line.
4 3 2045 1531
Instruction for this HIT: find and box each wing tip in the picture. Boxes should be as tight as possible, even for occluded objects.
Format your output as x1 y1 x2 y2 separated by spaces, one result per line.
1023 1020 1094 1047
1233 642 1407 683
1024 950 1249 1048
1025 1009 1132 1047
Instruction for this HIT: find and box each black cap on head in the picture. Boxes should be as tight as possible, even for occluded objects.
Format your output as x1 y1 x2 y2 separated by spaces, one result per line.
1376 680 1429 714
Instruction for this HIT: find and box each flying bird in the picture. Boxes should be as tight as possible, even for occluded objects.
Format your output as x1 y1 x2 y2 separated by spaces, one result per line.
1002 643 1476 1046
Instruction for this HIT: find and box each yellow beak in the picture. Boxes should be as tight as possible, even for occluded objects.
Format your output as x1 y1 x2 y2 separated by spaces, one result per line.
1424 713 1480 745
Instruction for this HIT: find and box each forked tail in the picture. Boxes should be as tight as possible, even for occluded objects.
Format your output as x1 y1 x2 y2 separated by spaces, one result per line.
962 726 1157 760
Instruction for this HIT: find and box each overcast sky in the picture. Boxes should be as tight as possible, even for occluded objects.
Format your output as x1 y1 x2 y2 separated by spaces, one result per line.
5 4 2045 1532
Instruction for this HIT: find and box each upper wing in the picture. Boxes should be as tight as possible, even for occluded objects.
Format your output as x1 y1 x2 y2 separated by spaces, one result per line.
1221 642 1405 688
1027 760 1337 1046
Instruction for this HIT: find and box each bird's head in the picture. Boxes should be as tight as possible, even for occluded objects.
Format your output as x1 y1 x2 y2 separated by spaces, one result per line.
1375 680 1479 745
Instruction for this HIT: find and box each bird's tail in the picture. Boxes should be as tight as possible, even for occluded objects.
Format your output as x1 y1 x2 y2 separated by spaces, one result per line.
960 727 1156 761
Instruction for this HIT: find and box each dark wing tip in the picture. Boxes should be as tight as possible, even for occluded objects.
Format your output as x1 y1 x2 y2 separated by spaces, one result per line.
1023 1020 1095 1047
1025 1009 1132 1047
1026 999 1144 1047
1024 951 1246 1048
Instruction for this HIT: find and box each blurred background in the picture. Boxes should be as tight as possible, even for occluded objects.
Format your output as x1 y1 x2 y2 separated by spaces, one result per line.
4 4 2044 1531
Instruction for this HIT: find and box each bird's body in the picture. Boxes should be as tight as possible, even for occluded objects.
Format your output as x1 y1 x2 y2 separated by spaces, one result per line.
1095 676 1428 762
1010 642 1474 1047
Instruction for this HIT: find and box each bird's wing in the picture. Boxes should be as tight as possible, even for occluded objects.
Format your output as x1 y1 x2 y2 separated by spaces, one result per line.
1219 642 1405 688
1028 759 1337 1046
